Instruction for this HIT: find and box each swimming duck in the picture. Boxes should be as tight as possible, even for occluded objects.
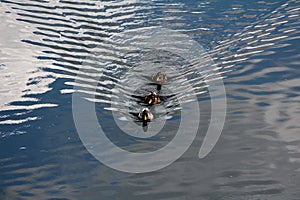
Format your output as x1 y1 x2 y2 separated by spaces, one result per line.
152 72 167 84
152 72 167 90
145 91 161 105
138 108 153 122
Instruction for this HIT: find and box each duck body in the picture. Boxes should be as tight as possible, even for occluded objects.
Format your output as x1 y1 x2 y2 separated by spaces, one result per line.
152 72 167 84
152 72 167 91
145 91 161 105
138 108 153 121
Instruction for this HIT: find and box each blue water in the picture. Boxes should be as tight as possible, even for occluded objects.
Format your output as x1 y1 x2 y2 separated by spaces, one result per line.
1 0 300 199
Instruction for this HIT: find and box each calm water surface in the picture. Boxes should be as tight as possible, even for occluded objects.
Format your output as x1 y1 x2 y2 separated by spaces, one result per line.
0 0 300 199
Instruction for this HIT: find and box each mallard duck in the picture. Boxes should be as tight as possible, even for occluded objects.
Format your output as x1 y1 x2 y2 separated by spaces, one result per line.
138 108 153 121
145 91 161 105
152 72 167 84
152 72 167 90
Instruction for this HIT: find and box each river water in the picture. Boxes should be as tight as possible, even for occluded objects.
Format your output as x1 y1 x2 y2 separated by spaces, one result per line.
0 0 300 199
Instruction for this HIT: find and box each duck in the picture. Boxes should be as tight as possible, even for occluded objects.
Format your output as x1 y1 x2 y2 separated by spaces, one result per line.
152 72 167 90
145 91 161 105
152 72 167 84
138 108 153 122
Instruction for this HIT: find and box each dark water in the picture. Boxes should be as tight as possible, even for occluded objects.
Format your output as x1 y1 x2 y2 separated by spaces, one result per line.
1 0 300 199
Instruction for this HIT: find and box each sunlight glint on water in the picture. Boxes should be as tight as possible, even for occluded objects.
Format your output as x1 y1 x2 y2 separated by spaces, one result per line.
0 0 300 199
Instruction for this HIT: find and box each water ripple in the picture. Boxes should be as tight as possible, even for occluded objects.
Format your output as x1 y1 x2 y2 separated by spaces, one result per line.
0 0 300 199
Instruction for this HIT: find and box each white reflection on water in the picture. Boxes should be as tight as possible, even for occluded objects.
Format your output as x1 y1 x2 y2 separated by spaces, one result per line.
0 0 300 199
0 5 57 125
227 54 300 169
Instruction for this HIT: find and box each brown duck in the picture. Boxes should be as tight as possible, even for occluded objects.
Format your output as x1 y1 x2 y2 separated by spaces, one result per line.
152 72 167 84
138 108 153 121
145 91 161 105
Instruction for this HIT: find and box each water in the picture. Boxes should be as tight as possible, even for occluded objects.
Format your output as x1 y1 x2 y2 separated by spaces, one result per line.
1 0 300 199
